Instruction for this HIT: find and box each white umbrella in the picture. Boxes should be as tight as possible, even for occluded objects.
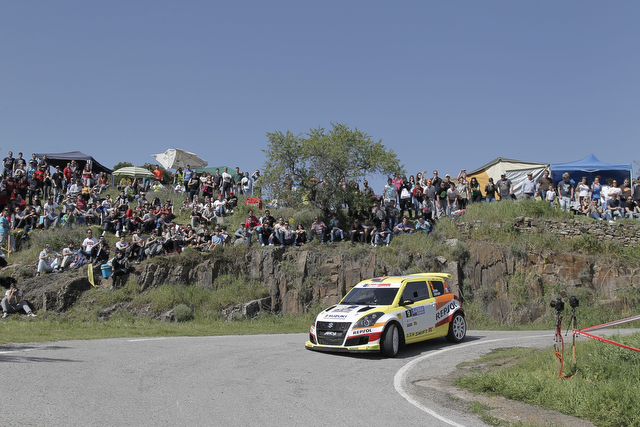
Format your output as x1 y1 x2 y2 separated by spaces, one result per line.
112 166 156 179
152 148 208 170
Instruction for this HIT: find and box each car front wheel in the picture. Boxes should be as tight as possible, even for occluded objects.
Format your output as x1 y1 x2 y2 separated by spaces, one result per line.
381 323 400 357
446 312 466 343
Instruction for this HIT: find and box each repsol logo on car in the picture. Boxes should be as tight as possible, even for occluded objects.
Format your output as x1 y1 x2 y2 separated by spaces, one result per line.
351 328 372 336
435 301 459 321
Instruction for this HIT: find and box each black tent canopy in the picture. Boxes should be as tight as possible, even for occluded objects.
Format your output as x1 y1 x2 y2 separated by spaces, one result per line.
35 151 113 174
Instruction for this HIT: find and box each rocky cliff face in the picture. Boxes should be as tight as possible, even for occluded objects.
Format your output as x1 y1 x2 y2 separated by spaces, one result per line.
11 241 639 324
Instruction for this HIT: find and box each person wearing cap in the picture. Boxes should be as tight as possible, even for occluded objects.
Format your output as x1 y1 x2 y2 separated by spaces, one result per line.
557 172 574 213
521 172 537 200
36 244 62 276
496 173 513 201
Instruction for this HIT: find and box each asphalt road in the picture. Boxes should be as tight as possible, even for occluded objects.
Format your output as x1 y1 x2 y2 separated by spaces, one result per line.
0 330 632 427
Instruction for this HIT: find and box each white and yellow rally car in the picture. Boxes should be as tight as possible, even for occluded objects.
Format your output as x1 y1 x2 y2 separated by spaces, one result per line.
305 273 466 357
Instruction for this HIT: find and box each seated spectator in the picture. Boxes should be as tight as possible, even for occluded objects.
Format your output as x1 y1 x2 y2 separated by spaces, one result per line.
625 197 639 220
270 217 286 246
280 221 297 248
257 221 273 247
78 229 98 262
585 200 605 221
36 244 62 276
307 216 328 244
2 283 36 318
606 194 623 221
393 217 414 235
213 194 227 216
328 213 344 243
234 224 251 246
210 229 225 249
225 191 237 212
374 221 392 247
350 219 365 245
103 210 122 236
61 208 76 228
361 218 375 244
43 197 60 228
293 223 307 246
60 241 78 270
144 229 164 257
126 211 142 233
130 229 146 263
115 235 132 257
108 250 129 290
414 216 432 233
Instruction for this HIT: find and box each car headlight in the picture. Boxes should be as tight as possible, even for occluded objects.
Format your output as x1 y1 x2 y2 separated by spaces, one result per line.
353 312 384 328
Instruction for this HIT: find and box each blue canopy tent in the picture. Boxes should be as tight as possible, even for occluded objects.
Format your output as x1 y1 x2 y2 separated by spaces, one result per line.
550 154 632 187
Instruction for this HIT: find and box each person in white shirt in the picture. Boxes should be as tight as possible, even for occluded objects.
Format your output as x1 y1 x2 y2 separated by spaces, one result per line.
36 244 62 276
78 228 98 261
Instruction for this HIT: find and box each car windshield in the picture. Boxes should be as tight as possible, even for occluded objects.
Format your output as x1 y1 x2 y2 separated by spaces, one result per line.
341 287 399 306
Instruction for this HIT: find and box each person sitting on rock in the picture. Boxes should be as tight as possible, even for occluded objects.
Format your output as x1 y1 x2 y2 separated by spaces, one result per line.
108 250 129 290
36 244 62 276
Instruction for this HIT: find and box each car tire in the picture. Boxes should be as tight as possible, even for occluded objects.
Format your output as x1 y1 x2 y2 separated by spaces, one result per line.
446 312 467 343
380 323 400 357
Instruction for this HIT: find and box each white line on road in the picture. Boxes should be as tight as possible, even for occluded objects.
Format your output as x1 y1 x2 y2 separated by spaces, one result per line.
127 337 167 342
394 335 545 427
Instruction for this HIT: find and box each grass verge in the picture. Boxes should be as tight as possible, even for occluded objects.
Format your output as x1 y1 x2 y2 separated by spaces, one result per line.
455 333 640 427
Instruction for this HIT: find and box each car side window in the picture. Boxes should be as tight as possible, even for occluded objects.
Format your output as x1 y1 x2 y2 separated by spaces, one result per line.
402 281 430 303
430 280 445 297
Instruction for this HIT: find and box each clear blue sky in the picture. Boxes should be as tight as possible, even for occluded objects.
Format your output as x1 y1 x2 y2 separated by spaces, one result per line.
2 1 638 193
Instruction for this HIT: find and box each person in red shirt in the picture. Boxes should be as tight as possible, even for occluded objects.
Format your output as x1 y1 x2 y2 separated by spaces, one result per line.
63 162 73 189
153 165 163 182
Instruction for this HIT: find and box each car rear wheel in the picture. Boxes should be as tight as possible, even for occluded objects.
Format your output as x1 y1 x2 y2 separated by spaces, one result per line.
381 323 400 357
446 312 466 343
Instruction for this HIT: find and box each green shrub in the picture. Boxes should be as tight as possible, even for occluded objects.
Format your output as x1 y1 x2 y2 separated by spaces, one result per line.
173 304 194 322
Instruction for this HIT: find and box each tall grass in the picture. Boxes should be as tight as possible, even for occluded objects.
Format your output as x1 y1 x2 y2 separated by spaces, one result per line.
455 333 640 427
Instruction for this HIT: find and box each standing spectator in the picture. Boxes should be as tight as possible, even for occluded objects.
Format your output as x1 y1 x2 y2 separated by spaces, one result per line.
591 176 603 206
81 162 93 187
398 177 413 219
537 170 553 200
153 165 163 183
485 178 497 202
2 283 36 318
456 173 470 209
242 172 252 195
496 173 513 201
557 173 574 213
13 152 26 175
521 173 537 200
36 244 62 276
385 200 400 229
2 151 14 177
0 207 14 252
221 167 233 198
577 177 591 204
52 165 64 203
251 170 260 196
546 184 557 207
469 177 482 203
446 183 460 217
382 178 397 208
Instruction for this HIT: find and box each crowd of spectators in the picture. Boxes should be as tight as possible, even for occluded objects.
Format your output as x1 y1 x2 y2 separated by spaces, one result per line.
2 151 639 286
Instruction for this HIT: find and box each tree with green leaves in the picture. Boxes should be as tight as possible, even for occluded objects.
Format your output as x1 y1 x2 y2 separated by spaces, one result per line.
262 123 404 215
